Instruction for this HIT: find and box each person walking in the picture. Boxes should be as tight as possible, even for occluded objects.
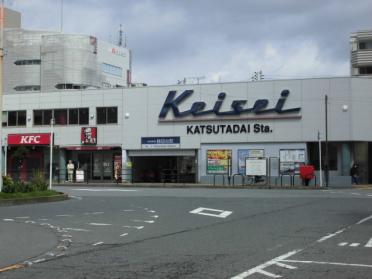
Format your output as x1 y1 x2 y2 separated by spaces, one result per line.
67 160 75 182
350 163 360 185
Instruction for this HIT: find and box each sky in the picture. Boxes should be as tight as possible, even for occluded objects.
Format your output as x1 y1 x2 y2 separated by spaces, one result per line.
9 0 372 85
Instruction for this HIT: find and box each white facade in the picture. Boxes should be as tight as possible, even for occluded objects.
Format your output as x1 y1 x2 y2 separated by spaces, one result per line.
2 77 372 186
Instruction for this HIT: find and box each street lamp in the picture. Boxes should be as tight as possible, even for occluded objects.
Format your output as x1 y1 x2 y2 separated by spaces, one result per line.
0 1 4 192
318 131 323 188
49 117 55 190
324 94 329 187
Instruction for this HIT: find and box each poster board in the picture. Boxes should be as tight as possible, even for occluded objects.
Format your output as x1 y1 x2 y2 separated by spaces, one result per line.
238 149 264 174
76 170 84 182
245 158 267 176
207 150 232 174
279 149 306 174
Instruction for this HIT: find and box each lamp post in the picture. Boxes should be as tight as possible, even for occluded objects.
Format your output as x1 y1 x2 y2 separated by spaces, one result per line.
0 0 4 192
49 118 55 190
318 131 323 188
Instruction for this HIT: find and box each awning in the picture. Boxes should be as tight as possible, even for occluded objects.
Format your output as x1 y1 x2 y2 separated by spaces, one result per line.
62 146 120 151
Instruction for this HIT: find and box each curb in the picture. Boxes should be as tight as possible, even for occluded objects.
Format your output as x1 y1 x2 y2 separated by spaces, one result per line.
0 193 69 207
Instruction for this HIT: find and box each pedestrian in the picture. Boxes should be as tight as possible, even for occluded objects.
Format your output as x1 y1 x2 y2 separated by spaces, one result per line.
350 163 359 185
114 162 121 184
67 160 74 182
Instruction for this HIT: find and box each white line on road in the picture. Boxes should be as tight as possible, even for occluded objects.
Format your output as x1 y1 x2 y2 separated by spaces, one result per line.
70 195 82 200
88 223 112 226
56 214 74 217
231 249 301 279
25 220 36 224
351 192 362 196
365 237 372 247
73 188 139 192
122 225 144 230
3 219 14 222
317 229 346 243
62 234 72 238
350 243 360 247
281 259 372 268
132 219 155 224
190 207 233 218
356 214 372 225
120 233 128 237
84 212 104 215
92 242 104 246
15 216 29 219
151 215 159 218
338 242 348 246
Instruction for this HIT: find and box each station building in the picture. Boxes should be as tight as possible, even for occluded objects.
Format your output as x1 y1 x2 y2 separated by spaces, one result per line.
2 76 372 186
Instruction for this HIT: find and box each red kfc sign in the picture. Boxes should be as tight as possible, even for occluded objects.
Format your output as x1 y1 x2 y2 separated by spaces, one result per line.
8 133 51 145
81 127 97 145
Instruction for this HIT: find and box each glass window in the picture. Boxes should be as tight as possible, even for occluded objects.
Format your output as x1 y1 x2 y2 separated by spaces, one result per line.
34 110 42 125
69 109 78 125
2 111 7 127
43 110 53 125
97 107 106 124
79 108 89 125
307 142 338 171
17 110 26 126
54 109 67 125
101 63 123 77
107 107 117 124
8 111 17 126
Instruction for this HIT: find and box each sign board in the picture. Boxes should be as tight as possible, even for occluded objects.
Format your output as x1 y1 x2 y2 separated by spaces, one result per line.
76 170 84 182
81 127 97 145
141 137 180 149
246 158 267 176
279 149 306 174
238 149 264 174
207 150 232 174
8 133 51 145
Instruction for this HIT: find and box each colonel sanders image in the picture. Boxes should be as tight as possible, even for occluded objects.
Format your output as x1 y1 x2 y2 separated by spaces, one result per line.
82 127 97 144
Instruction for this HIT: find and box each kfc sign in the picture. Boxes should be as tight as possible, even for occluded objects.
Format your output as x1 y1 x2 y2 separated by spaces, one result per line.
8 133 51 145
81 127 97 145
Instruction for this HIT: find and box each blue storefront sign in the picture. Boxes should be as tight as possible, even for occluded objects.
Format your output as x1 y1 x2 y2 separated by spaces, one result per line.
141 137 180 149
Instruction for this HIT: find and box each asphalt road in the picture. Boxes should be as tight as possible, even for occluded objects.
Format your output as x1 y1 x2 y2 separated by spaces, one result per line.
1 187 372 278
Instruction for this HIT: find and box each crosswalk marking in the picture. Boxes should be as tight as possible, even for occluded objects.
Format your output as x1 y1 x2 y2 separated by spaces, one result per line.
365 237 372 248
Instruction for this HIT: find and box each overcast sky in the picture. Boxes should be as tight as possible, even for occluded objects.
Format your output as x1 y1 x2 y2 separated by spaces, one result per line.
9 0 372 85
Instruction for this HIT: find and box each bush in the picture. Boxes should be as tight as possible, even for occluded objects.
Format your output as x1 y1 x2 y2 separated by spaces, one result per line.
30 170 48 191
2 175 15 193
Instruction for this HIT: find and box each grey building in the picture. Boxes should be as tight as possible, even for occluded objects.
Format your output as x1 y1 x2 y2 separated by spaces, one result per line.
2 77 371 187
350 30 372 76
3 8 131 94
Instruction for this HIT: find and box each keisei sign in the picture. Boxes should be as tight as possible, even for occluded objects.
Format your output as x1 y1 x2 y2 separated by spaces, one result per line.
158 89 301 122
8 133 51 145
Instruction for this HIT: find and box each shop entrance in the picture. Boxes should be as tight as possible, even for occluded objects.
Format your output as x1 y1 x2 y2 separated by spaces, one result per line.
131 156 196 183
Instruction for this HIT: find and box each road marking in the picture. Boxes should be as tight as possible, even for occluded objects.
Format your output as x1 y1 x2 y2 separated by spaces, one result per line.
39 218 49 221
231 249 301 278
133 219 155 224
317 229 346 243
3 219 14 222
148 210 156 213
92 242 104 246
61 239 72 243
367 194 372 197
32 258 46 264
151 215 159 218
122 225 144 230
190 207 233 218
356 214 372 225
84 211 104 215
120 233 128 237
123 209 135 212
281 259 372 268
338 242 348 246
70 195 82 200
73 188 138 192
351 192 361 196
62 234 72 238
15 216 29 219
365 237 372 247
64 227 90 232
0 264 25 273
350 243 360 247
25 220 36 224
57 245 67 250
88 223 112 226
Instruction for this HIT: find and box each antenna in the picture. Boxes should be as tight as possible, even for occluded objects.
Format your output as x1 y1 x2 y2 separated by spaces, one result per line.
118 24 123 47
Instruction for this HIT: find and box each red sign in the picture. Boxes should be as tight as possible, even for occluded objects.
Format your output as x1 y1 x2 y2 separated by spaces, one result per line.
81 127 97 145
8 133 51 145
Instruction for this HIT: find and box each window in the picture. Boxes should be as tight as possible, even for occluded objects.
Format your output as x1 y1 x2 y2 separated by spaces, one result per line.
101 63 123 77
14 85 41 91
359 66 372 75
97 107 117 124
359 41 372 50
69 109 79 125
33 108 89 126
2 110 27 127
14 59 41 65
54 109 67 125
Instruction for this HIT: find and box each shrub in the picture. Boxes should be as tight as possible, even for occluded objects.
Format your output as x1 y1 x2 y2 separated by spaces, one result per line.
30 170 48 191
2 175 15 193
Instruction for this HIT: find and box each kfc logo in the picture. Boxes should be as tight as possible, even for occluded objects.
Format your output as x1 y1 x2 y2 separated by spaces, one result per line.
20 135 41 144
8 133 51 145
81 127 97 145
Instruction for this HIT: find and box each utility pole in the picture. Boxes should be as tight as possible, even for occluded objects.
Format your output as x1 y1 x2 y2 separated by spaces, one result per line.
318 130 323 187
0 0 4 192
325 95 329 187
49 118 55 190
